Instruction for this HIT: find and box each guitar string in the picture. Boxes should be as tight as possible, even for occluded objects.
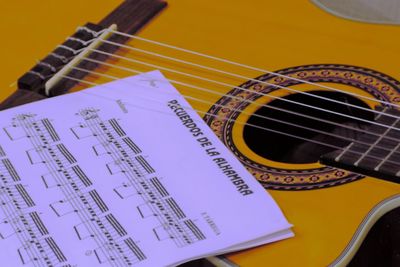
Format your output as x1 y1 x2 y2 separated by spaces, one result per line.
70 65 400 156
108 30 400 111
59 73 400 168
68 60 400 146
57 31 400 130
60 52 400 148
45 44 400 161
67 33 400 123
60 62 400 168
70 63 400 159
81 47 400 133
92 38 400 123
51 48 400 157
43 31 400 165
50 44 399 144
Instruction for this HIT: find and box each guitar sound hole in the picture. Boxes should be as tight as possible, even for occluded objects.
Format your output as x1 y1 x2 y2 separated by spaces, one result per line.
243 90 374 164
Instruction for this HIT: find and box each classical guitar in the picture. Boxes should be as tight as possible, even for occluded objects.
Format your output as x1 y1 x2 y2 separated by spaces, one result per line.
2 0 400 266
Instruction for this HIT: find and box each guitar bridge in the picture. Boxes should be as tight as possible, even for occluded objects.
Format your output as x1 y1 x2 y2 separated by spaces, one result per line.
17 22 119 97
18 23 108 94
44 24 116 95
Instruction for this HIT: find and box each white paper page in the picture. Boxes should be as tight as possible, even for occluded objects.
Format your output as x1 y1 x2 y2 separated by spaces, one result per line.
0 71 292 267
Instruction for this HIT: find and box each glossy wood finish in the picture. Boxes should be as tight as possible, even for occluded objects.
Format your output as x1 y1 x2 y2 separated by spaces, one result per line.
2 1 400 266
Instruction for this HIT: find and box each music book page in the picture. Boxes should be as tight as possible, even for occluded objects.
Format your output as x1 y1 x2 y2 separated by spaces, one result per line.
0 71 292 266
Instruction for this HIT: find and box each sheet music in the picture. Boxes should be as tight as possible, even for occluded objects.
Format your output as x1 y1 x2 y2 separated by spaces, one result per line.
0 71 292 266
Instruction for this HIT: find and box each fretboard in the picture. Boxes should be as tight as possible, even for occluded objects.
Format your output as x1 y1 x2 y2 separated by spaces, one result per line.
321 106 400 183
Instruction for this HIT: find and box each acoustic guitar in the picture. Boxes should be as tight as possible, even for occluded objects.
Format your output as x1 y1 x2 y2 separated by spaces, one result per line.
2 0 400 266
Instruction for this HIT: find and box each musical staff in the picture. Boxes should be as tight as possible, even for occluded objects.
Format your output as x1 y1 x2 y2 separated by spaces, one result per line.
0 71 295 266
0 146 5 157
75 108 206 247
6 114 147 266
0 145 69 266
1 158 20 181
15 184 35 207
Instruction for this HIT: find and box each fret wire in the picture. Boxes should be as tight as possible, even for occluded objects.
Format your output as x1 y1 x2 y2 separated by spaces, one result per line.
334 143 354 162
375 142 400 172
375 107 389 120
354 116 400 167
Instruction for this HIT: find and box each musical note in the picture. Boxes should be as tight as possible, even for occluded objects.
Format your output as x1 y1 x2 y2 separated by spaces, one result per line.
0 71 293 266
77 108 206 247
0 148 69 266
7 113 147 265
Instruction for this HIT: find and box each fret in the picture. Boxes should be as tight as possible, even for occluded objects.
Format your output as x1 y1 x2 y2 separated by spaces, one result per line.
374 107 388 120
354 115 399 166
321 106 400 184
336 141 370 164
376 142 400 172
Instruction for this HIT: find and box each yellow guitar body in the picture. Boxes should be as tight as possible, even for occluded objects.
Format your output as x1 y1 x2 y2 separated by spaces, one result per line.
2 1 400 266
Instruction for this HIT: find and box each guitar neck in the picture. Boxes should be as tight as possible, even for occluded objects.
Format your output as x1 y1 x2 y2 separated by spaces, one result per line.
321 106 400 184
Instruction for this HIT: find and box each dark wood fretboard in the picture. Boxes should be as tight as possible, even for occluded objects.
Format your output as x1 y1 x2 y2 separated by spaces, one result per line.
321 106 400 183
